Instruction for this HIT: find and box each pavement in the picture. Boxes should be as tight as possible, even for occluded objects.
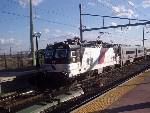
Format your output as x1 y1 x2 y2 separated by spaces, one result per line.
99 72 150 113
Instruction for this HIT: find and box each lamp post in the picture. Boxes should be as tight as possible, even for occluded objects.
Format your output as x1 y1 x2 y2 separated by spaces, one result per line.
33 32 41 67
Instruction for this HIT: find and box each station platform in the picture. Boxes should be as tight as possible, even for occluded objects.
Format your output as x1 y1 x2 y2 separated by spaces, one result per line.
100 71 150 113
71 70 150 113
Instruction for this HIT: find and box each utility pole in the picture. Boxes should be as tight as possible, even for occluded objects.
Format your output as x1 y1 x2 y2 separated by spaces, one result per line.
30 0 36 66
143 27 145 47
10 46 12 57
79 4 83 42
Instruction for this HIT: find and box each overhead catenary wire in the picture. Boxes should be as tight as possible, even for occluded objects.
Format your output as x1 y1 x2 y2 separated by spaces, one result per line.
80 3 150 32
5 0 78 23
35 17 78 28
82 13 148 22
1 10 29 18
82 0 149 29
5 0 150 27
83 20 150 32
0 10 78 29
34 7 79 22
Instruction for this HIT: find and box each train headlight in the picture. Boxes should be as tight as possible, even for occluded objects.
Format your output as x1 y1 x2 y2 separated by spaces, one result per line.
62 68 71 75
62 71 68 75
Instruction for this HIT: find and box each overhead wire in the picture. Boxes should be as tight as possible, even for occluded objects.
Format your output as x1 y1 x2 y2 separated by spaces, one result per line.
5 0 79 24
34 7 79 22
82 13 148 22
0 10 78 29
35 17 78 28
89 0 131 28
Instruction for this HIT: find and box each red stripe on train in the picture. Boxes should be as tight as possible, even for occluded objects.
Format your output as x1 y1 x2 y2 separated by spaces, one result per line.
98 48 109 64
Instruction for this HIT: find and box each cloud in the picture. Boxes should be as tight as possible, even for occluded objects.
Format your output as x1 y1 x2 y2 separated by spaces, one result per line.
112 5 135 18
43 28 62 35
128 1 134 6
0 38 21 53
0 38 21 46
142 0 150 8
97 0 112 9
54 29 62 34
111 22 117 26
19 0 43 7
94 0 137 18
0 38 14 45
51 30 77 39
8 31 14 34
87 2 96 6
41 28 78 45
43 28 50 34
0 38 22 54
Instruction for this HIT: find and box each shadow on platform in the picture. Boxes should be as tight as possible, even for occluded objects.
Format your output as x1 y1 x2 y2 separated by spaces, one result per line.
91 102 150 113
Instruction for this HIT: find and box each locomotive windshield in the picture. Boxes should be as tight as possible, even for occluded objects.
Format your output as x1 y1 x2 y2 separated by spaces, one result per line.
54 49 68 58
45 49 53 59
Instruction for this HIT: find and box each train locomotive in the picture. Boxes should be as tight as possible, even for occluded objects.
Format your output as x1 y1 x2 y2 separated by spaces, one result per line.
41 38 146 81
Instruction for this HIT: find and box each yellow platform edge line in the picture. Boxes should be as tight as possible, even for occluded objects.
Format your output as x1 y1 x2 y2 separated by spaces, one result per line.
71 70 150 113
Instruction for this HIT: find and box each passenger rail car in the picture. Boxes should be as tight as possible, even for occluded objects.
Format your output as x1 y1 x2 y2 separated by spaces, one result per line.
146 48 150 57
120 46 144 65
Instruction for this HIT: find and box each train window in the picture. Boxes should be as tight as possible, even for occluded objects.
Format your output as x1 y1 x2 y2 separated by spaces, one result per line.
71 51 77 63
55 49 67 58
138 50 143 53
45 49 53 59
126 51 135 54
71 51 76 57
147 49 150 52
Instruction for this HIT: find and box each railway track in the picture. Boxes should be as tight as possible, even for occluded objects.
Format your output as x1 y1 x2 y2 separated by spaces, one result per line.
0 85 83 112
0 59 150 113
46 59 150 113
0 90 44 112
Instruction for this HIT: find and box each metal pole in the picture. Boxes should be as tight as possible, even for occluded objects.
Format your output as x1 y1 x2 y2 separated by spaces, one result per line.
79 4 83 42
10 46 12 57
30 0 36 66
36 36 40 67
103 17 105 27
129 19 131 24
17 52 20 68
143 27 145 47
21 51 23 67
4 53 7 69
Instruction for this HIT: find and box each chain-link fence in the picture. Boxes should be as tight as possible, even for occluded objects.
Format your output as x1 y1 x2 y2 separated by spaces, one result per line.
0 51 45 70
0 51 32 70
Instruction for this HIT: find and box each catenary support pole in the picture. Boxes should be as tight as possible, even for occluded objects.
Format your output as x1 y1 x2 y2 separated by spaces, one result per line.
79 4 83 42
30 0 36 66
143 27 145 47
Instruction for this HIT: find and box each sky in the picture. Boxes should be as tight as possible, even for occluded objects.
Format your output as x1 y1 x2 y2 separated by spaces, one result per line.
0 0 150 54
